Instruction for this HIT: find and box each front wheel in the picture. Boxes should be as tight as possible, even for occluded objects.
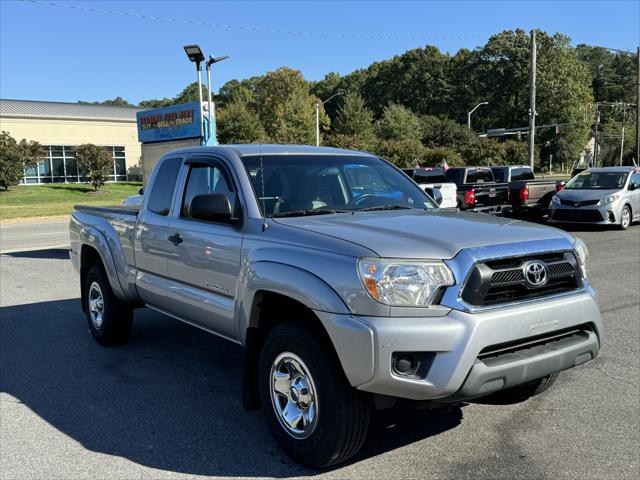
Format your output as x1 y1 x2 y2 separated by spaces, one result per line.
619 205 631 230
258 323 370 469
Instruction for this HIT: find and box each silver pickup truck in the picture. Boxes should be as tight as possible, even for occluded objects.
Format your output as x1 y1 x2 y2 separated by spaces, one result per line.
69 145 603 468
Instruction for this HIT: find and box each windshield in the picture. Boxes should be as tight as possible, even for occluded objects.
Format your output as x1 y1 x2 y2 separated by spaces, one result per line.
241 154 437 217
564 171 628 190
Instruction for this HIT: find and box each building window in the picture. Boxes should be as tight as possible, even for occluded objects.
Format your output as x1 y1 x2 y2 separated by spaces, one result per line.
22 145 127 184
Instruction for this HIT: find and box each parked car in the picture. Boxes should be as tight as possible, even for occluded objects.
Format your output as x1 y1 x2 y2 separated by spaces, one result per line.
402 167 457 208
70 145 603 468
444 166 510 214
490 165 559 215
549 166 640 229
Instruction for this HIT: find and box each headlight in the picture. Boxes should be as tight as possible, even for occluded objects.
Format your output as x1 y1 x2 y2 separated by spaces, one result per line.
358 258 455 306
574 238 589 278
551 195 560 205
598 194 619 205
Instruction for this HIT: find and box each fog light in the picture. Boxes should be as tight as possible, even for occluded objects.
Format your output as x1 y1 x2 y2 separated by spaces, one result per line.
608 211 616 222
391 352 435 379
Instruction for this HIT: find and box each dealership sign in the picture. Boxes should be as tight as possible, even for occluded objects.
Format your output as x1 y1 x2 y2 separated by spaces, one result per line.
136 102 202 143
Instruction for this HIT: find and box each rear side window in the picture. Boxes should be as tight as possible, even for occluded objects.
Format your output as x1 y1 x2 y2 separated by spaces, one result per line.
511 167 534 181
147 157 182 215
445 169 464 183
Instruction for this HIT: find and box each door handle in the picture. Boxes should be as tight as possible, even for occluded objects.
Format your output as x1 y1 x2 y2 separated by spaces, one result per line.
168 233 183 246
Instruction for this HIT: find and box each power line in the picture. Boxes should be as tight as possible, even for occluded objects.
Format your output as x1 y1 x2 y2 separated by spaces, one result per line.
21 0 486 42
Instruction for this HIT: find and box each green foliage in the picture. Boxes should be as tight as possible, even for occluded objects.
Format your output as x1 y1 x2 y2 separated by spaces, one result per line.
75 144 113 191
421 115 477 151
254 67 320 144
372 138 427 168
376 104 422 141
333 91 375 143
325 133 374 152
422 146 464 167
78 96 131 105
217 99 266 144
0 132 44 191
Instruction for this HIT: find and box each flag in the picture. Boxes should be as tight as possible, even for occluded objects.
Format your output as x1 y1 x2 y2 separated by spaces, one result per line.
441 159 449 171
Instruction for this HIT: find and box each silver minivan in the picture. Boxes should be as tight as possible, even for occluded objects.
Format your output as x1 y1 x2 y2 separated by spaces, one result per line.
549 167 640 229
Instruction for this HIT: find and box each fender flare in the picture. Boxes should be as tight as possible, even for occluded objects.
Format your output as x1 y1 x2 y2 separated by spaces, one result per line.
79 226 127 302
237 260 350 339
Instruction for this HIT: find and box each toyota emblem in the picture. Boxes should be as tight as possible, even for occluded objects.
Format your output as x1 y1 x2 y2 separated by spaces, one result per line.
523 261 548 288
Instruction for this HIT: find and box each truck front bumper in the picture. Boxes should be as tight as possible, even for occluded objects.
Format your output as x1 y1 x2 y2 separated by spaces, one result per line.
315 289 602 401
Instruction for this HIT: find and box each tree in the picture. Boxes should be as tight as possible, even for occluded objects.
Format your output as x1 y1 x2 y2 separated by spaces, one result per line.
76 144 113 191
421 115 477 151
78 96 131 106
372 138 426 168
376 104 422 141
0 132 44 190
333 91 376 144
217 99 266 144
422 146 464 167
254 67 320 144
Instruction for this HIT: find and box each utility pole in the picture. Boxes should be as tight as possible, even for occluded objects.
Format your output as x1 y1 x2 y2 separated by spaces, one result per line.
636 46 639 164
315 102 320 147
528 29 537 170
620 104 626 166
593 105 600 167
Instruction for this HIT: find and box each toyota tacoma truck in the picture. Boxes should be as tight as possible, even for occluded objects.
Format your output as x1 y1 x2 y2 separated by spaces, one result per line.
490 165 560 216
69 145 603 469
444 166 511 214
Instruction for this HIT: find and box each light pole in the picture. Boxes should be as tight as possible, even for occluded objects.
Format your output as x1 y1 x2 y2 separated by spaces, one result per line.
316 91 344 146
467 101 489 130
205 54 229 146
183 45 206 141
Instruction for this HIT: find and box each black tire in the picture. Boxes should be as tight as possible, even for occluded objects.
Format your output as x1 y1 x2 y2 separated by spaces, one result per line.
84 264 133 346
483 373 559 404
258 323 370 469
618 205 631 230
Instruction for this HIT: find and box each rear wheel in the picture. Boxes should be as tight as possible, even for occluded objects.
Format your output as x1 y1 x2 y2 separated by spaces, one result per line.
258 323 370 469
84 264 133 345
619 205 631 230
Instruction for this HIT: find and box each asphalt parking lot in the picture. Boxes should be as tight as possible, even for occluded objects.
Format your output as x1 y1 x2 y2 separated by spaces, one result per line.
1 224 639 479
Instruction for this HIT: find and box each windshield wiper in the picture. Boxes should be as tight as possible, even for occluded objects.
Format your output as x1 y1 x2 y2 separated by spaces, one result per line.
356 205 412 212
272 209 346 218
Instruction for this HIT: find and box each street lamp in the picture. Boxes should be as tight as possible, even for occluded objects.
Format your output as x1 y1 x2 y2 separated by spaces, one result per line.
183 45 206 140
316 91 344 146
205 54 229 146
467 101 489 130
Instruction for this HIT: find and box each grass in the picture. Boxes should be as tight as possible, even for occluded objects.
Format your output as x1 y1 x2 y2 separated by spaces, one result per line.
0 182 142 221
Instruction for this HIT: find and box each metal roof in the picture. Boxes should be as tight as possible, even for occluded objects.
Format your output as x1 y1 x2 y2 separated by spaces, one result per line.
0 98 143 122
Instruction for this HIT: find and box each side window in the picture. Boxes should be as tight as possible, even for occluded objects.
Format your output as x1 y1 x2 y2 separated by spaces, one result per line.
181 163 236 219
147 157 182 215
631 172 640 186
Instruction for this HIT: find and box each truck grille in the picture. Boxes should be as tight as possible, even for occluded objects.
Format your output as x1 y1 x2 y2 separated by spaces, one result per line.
461 252 581 307
551 209 604 222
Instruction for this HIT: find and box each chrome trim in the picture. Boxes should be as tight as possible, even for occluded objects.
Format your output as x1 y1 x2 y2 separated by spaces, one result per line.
145 304 242 345
88 281 105 328
269 352 319 439
441 238 586 313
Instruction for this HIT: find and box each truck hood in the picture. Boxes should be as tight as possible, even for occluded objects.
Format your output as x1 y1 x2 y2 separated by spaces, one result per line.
273 209 574 259
556 189 620 202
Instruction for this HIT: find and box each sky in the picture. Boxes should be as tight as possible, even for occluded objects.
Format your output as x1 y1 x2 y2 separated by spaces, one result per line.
1 0 638 105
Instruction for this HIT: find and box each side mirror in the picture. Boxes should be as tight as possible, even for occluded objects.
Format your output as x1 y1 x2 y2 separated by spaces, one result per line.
189 194 236 223
629 183 639 191
138 187 144 195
